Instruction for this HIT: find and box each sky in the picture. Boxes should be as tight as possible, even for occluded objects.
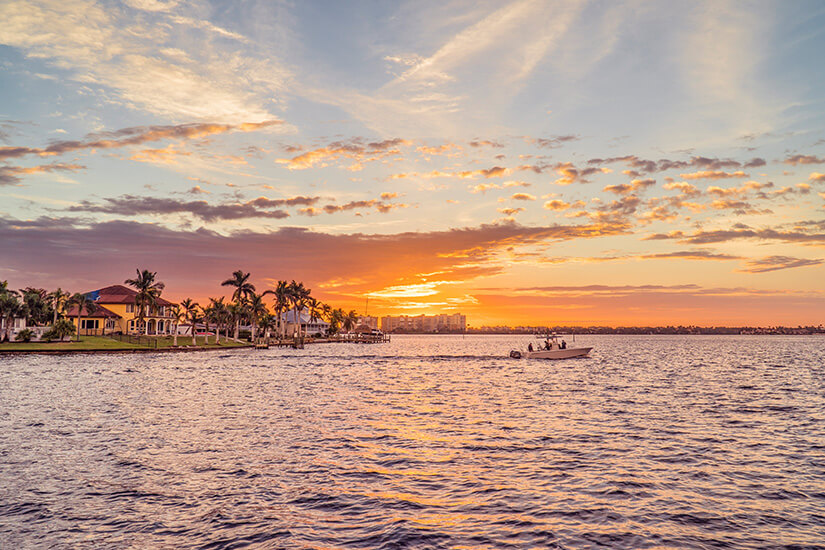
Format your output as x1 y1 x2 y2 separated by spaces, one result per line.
1 0 824 327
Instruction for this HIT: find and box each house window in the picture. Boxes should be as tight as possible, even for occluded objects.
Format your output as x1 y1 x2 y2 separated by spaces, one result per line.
81 319 99 330
126 304 134 313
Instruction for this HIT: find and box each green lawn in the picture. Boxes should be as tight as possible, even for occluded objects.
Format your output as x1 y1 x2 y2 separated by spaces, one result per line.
0 335 250 352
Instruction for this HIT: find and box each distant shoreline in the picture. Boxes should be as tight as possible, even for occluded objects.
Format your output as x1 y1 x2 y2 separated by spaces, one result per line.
0 345 253 356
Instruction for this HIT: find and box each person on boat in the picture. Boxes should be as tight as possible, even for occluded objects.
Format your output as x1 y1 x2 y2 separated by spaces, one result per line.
561 339 567 349
528 343 533 352
544 339 551 350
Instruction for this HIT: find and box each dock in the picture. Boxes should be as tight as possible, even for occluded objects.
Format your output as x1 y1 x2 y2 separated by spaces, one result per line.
254 333 391 348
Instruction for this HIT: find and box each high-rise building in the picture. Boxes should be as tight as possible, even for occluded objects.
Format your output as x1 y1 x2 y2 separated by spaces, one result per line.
380 313 466 333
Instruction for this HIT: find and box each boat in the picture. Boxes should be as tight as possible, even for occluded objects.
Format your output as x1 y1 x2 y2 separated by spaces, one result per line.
509 334 592 360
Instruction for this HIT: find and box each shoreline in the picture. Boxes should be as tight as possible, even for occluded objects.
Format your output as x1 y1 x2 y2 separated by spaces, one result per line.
0 344 253 355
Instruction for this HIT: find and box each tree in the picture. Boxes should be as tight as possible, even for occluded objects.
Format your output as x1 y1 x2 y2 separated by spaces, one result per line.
42 319 75 342
221 270 255 341
0 283 22 342
180 298 199 346
169 305 183 346
247 292 269 342
69 293 96 342
124 269 165 335
342 309 359 333
287 280 310 340
207 297 228 345
49 288 71 325
328 308 344 336
20 288 52 326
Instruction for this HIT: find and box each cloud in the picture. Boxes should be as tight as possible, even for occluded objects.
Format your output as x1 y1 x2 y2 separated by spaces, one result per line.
680 170 749 180
809 172 825 183
0 216 632 304
738 256 823 273
510 193 535 201
391 166 509 181
603 178 655 195
662 181 701 196
784 155 825 165
277 138 411 170
0 162 85 185
554 162 611 185
0 0 288 122
643 226 825 246
65 194 324 222
587 155 752 175
527 135 579 149
298 199 410 216
543 200 570 211
416 143 461 155
639 250 742 261
497 207 524 216
470 181 530 193
0 121 281 161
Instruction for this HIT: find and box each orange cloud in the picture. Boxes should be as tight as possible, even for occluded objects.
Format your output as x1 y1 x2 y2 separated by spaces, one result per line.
680 170 748 180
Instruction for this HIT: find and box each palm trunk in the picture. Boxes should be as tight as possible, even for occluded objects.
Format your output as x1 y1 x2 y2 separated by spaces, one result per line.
215 323 220 344
251 318 257 343
76 313 81 341
173 322 178 346
234 318 240 341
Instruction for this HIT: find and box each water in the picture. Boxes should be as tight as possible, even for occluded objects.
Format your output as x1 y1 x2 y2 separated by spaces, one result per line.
1 334 823 549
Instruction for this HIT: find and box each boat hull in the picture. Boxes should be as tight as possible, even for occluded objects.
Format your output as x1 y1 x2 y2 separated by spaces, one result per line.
524 347 592 360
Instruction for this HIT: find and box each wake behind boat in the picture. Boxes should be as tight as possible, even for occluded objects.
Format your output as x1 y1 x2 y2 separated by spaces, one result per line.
510 334 592 360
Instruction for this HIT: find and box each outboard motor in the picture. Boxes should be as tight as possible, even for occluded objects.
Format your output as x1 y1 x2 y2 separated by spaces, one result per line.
509 350 522 359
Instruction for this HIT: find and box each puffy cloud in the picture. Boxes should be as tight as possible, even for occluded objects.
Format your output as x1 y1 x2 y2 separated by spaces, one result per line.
468 140 504 148
510 192 536 201
603 178 655 195
809 172 825 183
662 181 701 196
784 155 825 165
680 170 748 180
587 155 752 175
738 256 823 273
497 207 524 216
299 199 410 216
470 180 530 193
277 138 411 170
391 166 509 180
554 162 611 185
543 200 570 211
416 143 461 155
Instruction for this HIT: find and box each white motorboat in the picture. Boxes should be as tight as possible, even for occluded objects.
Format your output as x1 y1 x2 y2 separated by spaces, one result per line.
510 334 592 360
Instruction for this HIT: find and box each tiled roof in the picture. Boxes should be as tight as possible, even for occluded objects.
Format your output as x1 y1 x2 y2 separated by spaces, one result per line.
64 304 121 318
85 284 173 306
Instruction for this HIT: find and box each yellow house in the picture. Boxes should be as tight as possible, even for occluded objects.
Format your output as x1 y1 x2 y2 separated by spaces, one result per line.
67 285 177 336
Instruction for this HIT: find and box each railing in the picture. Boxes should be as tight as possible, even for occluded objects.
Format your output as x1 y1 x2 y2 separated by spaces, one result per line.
110 333 159 348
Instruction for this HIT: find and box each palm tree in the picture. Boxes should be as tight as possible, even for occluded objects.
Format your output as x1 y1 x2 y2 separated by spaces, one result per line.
124 269 165 335
69 292 96 342
180 298 199 346
49 287 71 325
221 270 256 341
286 280 311 340
328 307 344 336
208 297 228 345
342 309 359 333
169 305 183 346
247 292 269 343
0 283 22 342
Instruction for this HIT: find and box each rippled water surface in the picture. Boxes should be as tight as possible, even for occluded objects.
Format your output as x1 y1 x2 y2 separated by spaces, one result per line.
1 335 824 549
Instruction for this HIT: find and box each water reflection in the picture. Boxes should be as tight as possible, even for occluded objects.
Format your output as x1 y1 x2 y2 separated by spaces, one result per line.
1 335 823 548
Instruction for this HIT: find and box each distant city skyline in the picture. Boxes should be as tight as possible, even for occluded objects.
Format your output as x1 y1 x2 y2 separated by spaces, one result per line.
1 1 824 326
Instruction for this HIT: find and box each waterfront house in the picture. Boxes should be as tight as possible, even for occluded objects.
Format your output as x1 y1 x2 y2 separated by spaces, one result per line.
69 285 177 336
281 310 330 337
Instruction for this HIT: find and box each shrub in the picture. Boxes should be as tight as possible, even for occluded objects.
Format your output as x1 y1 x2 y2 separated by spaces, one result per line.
15 329 34 342
42 319 76 341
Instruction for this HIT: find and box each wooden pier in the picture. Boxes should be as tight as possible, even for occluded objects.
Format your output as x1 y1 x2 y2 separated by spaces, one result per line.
254 333 391 349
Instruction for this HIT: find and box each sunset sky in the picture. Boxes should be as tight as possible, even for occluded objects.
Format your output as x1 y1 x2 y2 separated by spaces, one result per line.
1 0 824 326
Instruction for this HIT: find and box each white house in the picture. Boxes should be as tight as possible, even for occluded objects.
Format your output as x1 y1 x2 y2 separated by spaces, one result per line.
281 310 330 337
